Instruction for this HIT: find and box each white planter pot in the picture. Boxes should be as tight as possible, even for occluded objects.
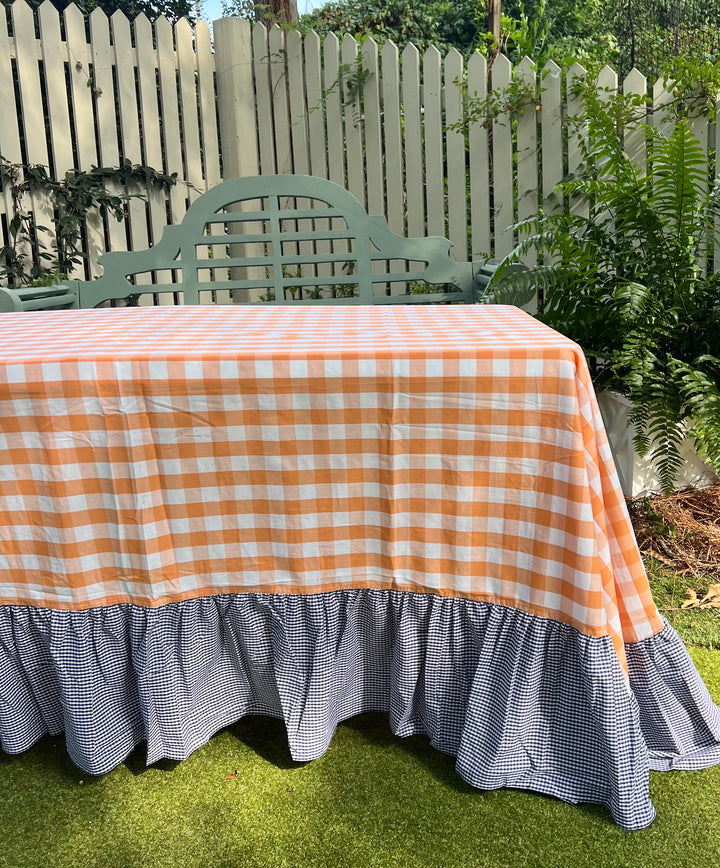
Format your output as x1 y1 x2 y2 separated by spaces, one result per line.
597 389 718 499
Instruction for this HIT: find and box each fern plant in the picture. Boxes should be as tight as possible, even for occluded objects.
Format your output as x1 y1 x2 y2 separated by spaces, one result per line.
491 84 720 493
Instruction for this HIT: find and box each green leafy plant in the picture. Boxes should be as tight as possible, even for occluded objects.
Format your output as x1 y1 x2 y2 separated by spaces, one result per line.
0 158 177 287
498 0 553 63
304 55 373 127
257 261 360 302
0 0 199 23
491 80 720 492
296 0 477 54
457 70 542 131
500 0 619 69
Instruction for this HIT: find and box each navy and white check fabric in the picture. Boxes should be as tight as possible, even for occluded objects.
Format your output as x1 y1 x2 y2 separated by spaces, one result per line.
0 593 717 829
626 616 720 770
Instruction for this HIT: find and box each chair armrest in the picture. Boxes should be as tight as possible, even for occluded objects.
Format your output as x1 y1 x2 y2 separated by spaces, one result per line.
0 282 79 312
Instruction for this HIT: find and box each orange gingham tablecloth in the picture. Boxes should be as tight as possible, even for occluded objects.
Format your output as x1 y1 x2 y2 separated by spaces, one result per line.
0 304 663 670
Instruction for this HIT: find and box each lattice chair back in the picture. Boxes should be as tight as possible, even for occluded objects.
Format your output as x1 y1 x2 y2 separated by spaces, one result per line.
72 175 478 309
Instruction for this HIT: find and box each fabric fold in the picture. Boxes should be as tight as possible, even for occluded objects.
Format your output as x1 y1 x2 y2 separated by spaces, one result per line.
626 616 720 770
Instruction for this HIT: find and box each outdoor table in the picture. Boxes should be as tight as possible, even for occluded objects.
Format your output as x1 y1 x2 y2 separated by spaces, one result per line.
1 304 719 830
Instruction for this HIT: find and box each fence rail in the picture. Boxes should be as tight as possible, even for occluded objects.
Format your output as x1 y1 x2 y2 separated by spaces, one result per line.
1 2 719 297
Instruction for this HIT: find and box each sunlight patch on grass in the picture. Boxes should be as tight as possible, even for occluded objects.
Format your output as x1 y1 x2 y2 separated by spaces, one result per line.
646 558 720 649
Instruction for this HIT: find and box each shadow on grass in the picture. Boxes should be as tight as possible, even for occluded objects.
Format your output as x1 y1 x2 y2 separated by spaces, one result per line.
339 712 473 789
224 711 477 790
224 714 306 770
0 733 185 785
122 743 182 776
0 714 616 830
0 734 100 785
335 713 615 826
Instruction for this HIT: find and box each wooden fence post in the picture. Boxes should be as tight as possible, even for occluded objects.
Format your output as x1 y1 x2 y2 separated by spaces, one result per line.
214 17 260 181
214 17 263 299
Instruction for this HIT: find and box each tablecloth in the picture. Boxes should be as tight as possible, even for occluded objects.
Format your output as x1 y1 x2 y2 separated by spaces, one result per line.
1 304 719 829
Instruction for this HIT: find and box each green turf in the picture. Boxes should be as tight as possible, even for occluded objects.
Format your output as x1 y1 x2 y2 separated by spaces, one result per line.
1 649 720 868
646 558 720 649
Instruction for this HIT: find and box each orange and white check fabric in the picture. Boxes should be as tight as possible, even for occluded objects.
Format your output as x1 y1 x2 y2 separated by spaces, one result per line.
0 305 662 668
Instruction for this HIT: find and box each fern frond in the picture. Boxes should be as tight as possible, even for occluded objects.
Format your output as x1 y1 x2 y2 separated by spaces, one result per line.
672 357 720 475
650 121 708 242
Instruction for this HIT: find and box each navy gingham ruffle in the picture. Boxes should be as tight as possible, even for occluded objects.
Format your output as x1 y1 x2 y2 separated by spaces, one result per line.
1 592 719 830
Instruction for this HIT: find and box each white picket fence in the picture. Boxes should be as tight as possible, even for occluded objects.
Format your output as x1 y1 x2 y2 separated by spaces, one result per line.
0 1 220 287
1 2 719 288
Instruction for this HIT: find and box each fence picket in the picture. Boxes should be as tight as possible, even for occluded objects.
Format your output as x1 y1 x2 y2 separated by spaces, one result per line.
323 34 344 189
38 3 73 177
304 30 327 181
155 16 185 236
322 33 348 285
196 20 220 189
89 8 126 261
467 51 490 259
342 34 364 208
302 30 331 284
596 64 618 108
541 60 563 224
13 0 48 169
340 33 366 294
402 43 423 239
516 57 538 272
176 18 204 194
491 54 514 259
381 40 403 237
63 4 105 278
64 5 96 170
362 37 384 293
424 45 444 239
287 29 309 177
135 13 173 302
0 11 22 165
691 113 709 193
286 28 313 290
566 62 588 219
252 23 276 176
215 18 257 182
269 24 292 176
0 6 30 275
111 10 141 163
215 17 263 301
623 68 648 173
184 18 226 302
134 15 164 198
445 48 466 262
111 10 151 294
362 38 383 218
652 77 675 137
691 113 709 274
12 0 56 270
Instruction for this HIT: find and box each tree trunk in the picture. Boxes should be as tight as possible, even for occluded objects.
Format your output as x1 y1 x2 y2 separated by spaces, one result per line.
488 0 501 41
255 0 298 24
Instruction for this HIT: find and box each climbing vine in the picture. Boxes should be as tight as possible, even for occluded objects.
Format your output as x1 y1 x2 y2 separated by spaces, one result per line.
306 56 373 125
0 158 178 287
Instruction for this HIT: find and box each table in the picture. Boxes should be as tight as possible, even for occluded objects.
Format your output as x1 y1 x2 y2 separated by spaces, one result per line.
1 304 719 830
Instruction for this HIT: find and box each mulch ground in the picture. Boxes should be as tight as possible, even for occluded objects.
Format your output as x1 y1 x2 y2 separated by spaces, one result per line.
628 482 720 581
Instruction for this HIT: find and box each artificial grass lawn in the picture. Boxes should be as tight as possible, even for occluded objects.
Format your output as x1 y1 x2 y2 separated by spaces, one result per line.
0 646 719 867
646 558 720 650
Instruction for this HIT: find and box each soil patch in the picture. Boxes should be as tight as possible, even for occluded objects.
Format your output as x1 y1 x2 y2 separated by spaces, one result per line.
628 482 720 581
